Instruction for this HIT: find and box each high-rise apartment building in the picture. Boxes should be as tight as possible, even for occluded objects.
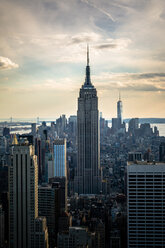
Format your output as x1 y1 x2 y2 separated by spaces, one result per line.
9 142 38 248
127 162 165 248
74 46 101 194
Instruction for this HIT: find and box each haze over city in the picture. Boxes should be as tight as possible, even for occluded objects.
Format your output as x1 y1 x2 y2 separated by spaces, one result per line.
0 0 165 118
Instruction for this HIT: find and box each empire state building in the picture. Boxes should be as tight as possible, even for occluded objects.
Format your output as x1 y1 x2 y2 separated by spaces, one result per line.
74 47 101 194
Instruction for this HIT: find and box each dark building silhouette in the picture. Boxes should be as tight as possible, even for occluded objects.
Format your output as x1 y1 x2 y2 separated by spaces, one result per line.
0 204 5 247
3 127 10 137
159 142 165 162
112 118 118 133
48 177 68 246
0 164 8 244
0 192 8 245
19 135 33 145
35 138 42 183
38 184 56 248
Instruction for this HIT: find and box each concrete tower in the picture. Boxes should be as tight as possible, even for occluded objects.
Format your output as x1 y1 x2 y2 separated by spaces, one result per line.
74 46 101 194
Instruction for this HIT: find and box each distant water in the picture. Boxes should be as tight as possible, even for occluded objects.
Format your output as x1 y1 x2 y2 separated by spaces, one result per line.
0 118 165 137
9 123 165 136
151 124 165 137
0 117 57 123
108 123 165 137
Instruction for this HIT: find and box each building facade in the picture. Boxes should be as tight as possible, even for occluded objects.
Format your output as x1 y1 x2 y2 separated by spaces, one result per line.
53 139 66 177
128 118 139 135
159 142 165 162
9 143 38 248
74 47 101 194
38 185 56 248
0 205 5 248
117 94 123 127
34 217 49 248
57 227 93 248
127 162 165 248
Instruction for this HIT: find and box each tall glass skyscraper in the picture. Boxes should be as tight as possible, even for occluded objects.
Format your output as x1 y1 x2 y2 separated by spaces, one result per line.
74 47 101 194
53 139 66 177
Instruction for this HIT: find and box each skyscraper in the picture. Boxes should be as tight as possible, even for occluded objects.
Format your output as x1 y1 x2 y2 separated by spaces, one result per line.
38 185 56 247
74 46 101 194
127 161 165 247
31 123 36 137
53 139 67 177
117 93 123 127
128 118 139 135
9 142 38 248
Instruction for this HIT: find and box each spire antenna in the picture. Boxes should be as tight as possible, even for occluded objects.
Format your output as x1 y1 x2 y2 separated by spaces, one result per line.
119 91 121 101
87 44 89 66
83 44 93 87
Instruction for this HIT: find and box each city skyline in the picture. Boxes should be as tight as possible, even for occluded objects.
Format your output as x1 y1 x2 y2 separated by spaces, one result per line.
0 0 165 118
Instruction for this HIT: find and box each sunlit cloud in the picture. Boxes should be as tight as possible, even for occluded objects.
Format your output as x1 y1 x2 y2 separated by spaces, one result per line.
93 72 165 92
0 56 19 70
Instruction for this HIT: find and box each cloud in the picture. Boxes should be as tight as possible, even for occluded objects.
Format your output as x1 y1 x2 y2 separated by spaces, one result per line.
93 72 165 93
0 56 19 70
96 44 117 49
71 32 100 44
0 0 165 118
80 0 115 22
94 38 131 50
130 73 165 79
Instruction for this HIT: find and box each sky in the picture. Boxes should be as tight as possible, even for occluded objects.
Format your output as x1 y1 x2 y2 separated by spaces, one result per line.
0 0 165 119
